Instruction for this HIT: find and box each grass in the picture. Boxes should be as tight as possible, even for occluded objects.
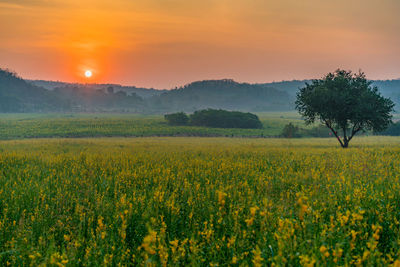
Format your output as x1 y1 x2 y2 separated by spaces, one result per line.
0 112 303 139
0 136 400 265
1 112 397 140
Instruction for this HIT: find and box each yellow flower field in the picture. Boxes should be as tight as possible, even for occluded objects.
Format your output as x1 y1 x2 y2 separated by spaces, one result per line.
0 137 399 266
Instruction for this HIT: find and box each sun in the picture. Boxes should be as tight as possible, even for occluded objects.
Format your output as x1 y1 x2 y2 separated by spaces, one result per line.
85 70 92 78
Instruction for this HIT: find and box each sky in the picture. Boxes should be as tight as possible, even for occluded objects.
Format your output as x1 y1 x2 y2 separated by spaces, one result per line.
0 0 399 88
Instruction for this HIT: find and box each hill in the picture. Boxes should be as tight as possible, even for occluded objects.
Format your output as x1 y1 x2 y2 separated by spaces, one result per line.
29 80 166 99
149 79 291 113
1 69 398 113
372 79 400 109
259 80 309 98
259 79 400 110
27 79 291 112
0 69 68 112
51 84 145 112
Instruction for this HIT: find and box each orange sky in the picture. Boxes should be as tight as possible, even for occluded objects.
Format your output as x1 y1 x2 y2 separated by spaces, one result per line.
1 0 399 88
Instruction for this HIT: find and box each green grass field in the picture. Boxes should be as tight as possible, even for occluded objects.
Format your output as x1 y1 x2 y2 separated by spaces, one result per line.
0 112 304 139
1 112 398 140
1 137 400 265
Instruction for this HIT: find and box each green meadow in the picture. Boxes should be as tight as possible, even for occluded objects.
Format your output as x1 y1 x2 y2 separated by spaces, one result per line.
0 112 306 139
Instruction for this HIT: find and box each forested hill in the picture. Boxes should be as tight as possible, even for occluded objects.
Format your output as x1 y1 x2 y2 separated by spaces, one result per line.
148 79 291 112
2 70 292 113
373 80 400 108
0 69 67 112
261 79 400 101
29 80 166 99
1 68 399 113
259 80 309 98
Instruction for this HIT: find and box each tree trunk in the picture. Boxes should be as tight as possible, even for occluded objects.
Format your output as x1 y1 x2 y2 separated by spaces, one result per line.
330 129 349 148
342 140 349 148
327 127 344 148
342 128 349 148
324 121 350 148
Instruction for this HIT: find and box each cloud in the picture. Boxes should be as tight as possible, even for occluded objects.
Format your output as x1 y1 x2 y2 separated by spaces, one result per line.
1 0 399 86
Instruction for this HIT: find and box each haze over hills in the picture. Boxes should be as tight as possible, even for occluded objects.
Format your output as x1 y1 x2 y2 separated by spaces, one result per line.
29 80 166 99
1 69 399 113
0 70 67 112
147 79 291 113
260 79 400 100
29 78 400 102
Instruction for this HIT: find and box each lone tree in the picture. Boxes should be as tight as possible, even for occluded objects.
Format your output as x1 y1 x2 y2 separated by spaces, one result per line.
295 69 395 148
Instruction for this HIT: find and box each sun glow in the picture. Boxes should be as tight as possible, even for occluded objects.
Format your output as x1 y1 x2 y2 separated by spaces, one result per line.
85 70 92 78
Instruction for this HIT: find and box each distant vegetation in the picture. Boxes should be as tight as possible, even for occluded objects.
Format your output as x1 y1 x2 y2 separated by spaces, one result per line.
0 69 67 112
372 80 400 109
29 79 165 99
379 121 400 136
165 109 263 129
0 69 291 113
281 123 333 138
153 79 291 113
281 122 300 138
2 68 400 114
190 109 263 129
164 112 189 126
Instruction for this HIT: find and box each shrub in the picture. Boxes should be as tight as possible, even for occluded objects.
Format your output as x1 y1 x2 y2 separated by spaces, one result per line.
164 112 189 126
305 125 332 137
281 123 300 138
189 109 263 129
282 123 334 138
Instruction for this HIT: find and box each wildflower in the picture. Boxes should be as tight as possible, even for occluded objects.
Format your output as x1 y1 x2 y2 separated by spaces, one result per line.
232 256 238 264
299 255 316 267
252 246 263 267
217 191 227 207
169 239 179 254
63 235 70 242
320 245 330 258
141 230 157 255
250 206 259 217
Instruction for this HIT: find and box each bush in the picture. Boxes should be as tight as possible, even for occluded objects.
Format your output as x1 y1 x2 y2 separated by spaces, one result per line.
282 123 333 138
164 112 189 126
189 109 263 129
305 125 332 137
281 123 300 138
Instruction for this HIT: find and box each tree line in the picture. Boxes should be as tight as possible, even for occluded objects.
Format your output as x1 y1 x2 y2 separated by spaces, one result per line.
0 69 291 113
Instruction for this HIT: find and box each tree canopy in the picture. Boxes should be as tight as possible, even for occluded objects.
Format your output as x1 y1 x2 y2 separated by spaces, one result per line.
164 112 189 126
295 69 395 148
189 109 263 129
164 109 263 129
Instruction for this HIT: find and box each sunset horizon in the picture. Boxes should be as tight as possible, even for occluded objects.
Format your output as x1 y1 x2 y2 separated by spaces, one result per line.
1 0 399 88
3 66 400 90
